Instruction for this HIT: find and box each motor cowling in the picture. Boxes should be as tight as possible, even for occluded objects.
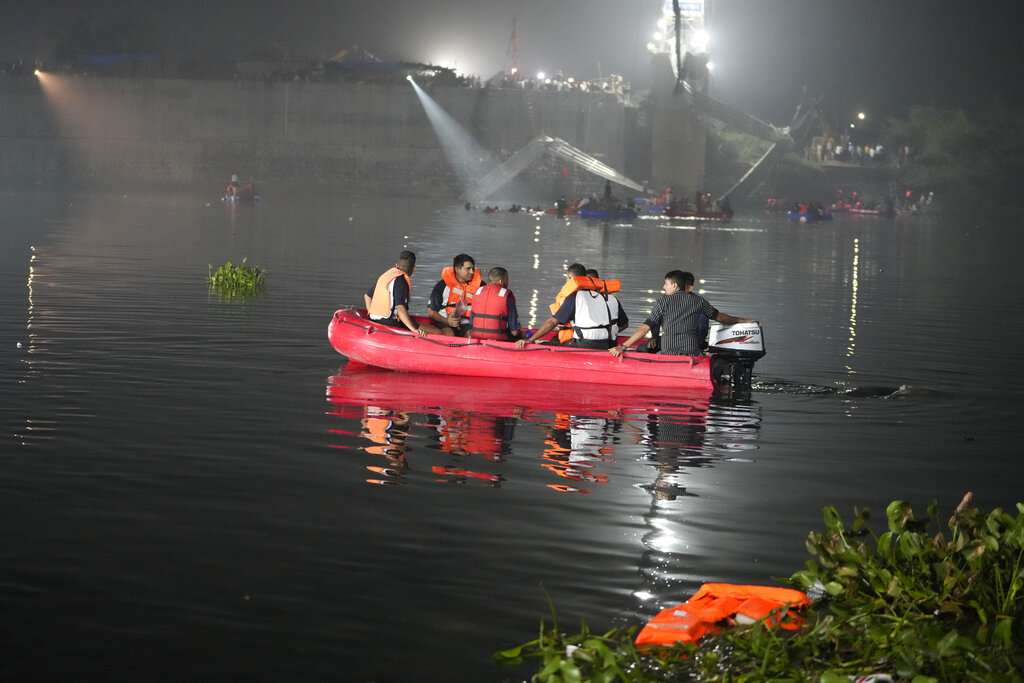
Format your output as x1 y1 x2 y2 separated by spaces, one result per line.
708 321 765 393
708 320 766 360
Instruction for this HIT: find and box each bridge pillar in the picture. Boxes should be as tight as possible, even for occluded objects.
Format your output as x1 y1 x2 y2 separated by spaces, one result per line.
648 54 707 196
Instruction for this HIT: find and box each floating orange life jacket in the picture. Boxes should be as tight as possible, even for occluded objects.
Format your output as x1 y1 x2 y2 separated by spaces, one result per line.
368 267 411 320
550 276 622 342
634 583 810 650
440 266 482 319
469 283 510 340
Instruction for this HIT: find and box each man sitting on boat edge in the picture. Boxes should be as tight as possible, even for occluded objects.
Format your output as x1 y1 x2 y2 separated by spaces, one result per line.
363 251 442 338
467 267 525 342
610 270 753 357
427 253 481 337
517 268 628 350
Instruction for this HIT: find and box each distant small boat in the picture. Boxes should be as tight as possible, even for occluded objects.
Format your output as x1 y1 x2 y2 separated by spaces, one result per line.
663 208 733 221
846 207 895 217
223 194 261 204
787 211 833 223
577 208 638 221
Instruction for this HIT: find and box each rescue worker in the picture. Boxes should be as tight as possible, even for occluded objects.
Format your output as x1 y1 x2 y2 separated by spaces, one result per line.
543 263 587 344
610 270 753 357
427 253 482 337
467 267 524 341
518 268 627 350
363 251 441 337
225 174 240 199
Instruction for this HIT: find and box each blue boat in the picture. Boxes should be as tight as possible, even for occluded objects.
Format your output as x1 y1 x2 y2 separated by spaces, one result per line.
787 211 832 223
578 208 637 221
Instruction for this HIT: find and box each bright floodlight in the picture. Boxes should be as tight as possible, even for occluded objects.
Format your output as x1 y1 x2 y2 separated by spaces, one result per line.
34 69 40 76
406 74 412 81
850 123 856 128
537 71 545 81
858 112 866 120
691 29 710 53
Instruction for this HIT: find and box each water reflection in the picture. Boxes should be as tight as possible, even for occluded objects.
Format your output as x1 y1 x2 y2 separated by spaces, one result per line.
325 365 760 495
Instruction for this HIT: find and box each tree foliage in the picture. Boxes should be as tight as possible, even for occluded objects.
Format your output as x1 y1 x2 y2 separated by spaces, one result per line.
885 103 1024 210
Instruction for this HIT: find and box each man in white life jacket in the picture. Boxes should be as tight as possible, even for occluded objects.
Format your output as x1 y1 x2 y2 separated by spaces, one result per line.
427 253 482 337
363 250 442 337
518 268 629 350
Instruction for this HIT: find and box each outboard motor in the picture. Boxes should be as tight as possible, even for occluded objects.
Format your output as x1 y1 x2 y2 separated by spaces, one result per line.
707 321 766 393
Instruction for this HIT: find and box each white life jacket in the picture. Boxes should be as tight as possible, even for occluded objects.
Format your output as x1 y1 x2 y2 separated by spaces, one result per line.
572 290 619 341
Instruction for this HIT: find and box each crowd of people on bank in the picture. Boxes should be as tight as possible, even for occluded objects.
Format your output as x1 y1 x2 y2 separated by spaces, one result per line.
363 251 752 356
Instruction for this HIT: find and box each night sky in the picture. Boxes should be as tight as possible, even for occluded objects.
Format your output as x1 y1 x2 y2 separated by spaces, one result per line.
4 1 1021 124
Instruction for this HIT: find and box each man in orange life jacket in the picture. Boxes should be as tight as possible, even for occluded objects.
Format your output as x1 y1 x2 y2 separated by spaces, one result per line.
467 267 525 342
518 267 628 350
427 253 482 337
540 262 587 345
363 250 441 337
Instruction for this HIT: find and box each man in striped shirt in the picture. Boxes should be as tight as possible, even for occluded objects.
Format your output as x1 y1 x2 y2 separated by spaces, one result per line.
609 270 753 357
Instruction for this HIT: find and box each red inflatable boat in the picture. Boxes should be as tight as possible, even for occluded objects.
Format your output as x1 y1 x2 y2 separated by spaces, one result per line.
328 309 766 392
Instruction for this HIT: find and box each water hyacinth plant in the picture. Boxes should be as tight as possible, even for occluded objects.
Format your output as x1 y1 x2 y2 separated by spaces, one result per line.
497 494 1024 682
207 258 266 298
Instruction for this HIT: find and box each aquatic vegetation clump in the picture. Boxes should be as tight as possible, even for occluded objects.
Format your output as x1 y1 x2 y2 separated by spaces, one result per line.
207 259 266 298
497 494 1024 682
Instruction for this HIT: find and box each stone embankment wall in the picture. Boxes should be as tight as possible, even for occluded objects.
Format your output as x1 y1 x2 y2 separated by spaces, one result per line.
0 76 654 197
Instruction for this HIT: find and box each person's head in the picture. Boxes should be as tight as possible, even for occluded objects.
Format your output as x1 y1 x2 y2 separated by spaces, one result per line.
452 254 475 283
566 263 586 279
396 250 417 275
663 270 694 294
487 266 509 286
585 268 600 278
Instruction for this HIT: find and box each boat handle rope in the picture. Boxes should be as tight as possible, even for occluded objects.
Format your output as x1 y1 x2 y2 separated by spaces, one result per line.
339 316 704 364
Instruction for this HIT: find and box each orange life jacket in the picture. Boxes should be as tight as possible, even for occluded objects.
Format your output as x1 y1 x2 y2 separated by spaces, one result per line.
368 267 412 320
550 276 622 342
634 583 810 650
440 267 482 320
470 283 510 340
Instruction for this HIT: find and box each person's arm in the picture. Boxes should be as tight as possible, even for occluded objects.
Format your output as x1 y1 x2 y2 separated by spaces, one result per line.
516 316 557 348
506 294 523 340
427 281 458 328
714 312 755 325
610 323 651 356
395 305 427 337
517 296 574 348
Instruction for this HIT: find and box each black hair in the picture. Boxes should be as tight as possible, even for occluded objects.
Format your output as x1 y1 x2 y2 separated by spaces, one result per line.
397 250 416 272
452 253 475 268
664 270 694 289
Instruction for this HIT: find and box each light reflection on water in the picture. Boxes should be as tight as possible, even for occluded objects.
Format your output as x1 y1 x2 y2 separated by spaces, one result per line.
1 189 1022 679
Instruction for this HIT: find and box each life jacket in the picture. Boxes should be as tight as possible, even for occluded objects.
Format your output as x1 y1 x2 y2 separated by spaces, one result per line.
440 266 482 320
550 276 621 342
634 583 810 650
469 283 510 340
572 290 620 342
368 267 411 320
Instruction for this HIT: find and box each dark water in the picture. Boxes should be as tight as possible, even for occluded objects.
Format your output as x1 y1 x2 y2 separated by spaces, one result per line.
2 189 1022 681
